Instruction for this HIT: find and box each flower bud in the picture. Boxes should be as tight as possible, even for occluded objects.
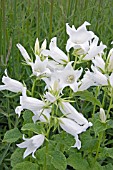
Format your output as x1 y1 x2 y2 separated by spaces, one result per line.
100 108 106 123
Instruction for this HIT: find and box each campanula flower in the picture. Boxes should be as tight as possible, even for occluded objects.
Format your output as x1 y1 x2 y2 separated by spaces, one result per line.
17 134 45 158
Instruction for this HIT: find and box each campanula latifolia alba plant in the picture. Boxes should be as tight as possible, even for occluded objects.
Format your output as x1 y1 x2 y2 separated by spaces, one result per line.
1 21 113 170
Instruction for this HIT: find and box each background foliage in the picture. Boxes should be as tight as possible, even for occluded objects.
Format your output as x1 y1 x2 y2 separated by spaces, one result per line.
1 0 113 169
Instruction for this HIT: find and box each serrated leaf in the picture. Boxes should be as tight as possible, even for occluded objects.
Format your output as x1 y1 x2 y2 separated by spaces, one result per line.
3 128 22 143
80 131 98 152
53 132 74 151
11 148 24 167
23 110 33 124
103 163 113 170
12 161 39 170
99 147 113 159
74 90 101 107
21 123 45 134
36 141 56 165
51 151 67 170
91 114 107 136
67 152 90 170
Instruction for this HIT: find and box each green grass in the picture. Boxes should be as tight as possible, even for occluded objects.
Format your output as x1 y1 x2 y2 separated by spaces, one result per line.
1 0 113 169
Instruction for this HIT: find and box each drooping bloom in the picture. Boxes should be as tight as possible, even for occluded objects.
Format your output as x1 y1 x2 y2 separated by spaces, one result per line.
41 37 68 64
0 69 24 93
66 21 94 53
59 118 92 150
59 101 89 125
17 134 45 158
15 89 45 117
79 65 108 91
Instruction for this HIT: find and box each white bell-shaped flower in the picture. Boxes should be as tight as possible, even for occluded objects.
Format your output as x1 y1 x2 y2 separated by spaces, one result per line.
15 88 45 117
17 44 31 64
83 36 106 60
41 37 68 64
56 62 83 92
79 65 108 91
31 55 51 77
59 101 89 125
0 69 24 93
66 21 94 52
92 55 105 71
59 118 92 150
17 134 45 158
32 108 51 123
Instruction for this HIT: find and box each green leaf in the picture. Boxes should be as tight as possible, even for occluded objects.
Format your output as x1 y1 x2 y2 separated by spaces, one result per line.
74 90 101 107
99 147 113 159
11 148 24 167
51 151 67 170
53 132 74 151
12 161 39 170
67 152 90 170
80 130 98 152
3 128 22 143
21 123 45 134
103 163 113 170
23 110 33 124
36 141 56 165
91 113 107 136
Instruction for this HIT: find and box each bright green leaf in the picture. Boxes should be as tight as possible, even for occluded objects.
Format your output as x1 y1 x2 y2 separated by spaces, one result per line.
12 161 39 170
74 90 101 107
11 148 24 167
3 128 22 143
67 152 90 170
51 151 67 170
23 110 33 124
21 123 45 134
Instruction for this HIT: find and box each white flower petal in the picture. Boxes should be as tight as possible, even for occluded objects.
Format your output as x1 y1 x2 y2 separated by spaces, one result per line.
17 134 45 158
42 37 68 64
72 134 81 150
17 43 31 63
59 102 88 125
109 72 113 87
0 71 24 93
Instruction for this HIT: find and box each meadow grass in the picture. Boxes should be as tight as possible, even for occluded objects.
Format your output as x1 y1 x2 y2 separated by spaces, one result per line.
0 0 113 169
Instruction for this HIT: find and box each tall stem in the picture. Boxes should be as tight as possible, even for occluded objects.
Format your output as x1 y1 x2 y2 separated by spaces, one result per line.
92 86 100 116
107 89 113 118
94 132 103 162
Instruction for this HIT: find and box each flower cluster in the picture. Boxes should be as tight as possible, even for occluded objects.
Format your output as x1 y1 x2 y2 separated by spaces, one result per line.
1 21 113 159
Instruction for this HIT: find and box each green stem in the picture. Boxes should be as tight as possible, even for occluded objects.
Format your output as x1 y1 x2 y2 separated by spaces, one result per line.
73 55 78 69
31 78 38 97
94 132 103 162
92 86 100 116
107 89 113 118
102 89 106 108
